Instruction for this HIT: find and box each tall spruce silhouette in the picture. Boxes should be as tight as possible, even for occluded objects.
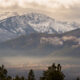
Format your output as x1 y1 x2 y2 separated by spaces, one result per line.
0 65 8 80
28 69 35 80
77 77 80 80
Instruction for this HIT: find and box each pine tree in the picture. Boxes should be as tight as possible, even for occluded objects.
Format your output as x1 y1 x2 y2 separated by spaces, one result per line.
77 77 80 80
28 69 35 80
13 75 20 80
21 76 25 80
40 63 65 80
7 76 12 80
0 65 8 80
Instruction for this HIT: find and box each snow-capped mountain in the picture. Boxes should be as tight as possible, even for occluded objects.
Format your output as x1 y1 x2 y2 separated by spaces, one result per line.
0 12 80 42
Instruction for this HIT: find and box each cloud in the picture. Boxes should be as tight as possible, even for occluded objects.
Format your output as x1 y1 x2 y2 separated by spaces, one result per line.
0 0 80 8
0 0 80 22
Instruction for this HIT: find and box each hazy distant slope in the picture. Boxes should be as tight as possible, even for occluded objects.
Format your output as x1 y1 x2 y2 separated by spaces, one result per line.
0 29 80 57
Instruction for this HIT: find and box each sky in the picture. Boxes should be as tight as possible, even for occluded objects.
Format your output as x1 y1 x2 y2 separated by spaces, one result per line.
0 0 80 22
0 0 79 8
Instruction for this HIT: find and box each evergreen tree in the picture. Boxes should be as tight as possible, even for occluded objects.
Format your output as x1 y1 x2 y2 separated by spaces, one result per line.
13 75 20 80
57 64 61 71
0 65 8 80
7 76 12 80
13 75 26 80
20 76 25 80
77 77 80 80
28 69 35 80
40 63 65 80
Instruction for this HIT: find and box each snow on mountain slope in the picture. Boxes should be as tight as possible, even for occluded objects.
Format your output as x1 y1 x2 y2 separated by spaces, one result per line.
0 12 80 42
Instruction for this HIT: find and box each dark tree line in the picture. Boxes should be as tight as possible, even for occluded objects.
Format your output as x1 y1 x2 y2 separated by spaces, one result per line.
0 63 79 80
40 63 64 80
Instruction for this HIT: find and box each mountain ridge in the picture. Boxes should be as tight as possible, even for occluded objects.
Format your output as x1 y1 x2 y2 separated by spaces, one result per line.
0 12 80 42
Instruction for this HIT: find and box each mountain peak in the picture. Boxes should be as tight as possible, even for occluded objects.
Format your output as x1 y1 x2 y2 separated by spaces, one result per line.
0 12 80 42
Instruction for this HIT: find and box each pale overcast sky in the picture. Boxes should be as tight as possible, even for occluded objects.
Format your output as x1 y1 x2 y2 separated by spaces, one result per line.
0 0 80 22
0 0 79 8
